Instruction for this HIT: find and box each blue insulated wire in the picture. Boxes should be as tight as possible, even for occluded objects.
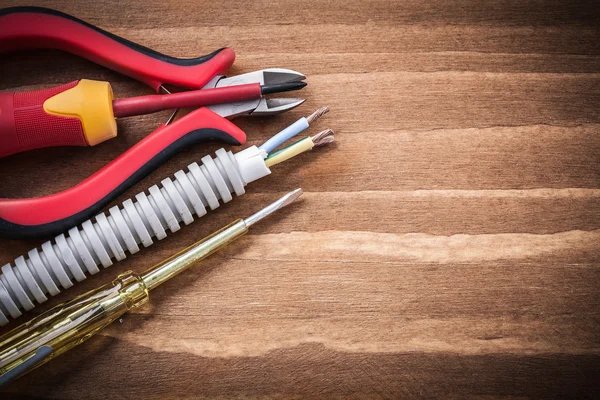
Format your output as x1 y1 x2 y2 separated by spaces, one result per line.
259 117 310 154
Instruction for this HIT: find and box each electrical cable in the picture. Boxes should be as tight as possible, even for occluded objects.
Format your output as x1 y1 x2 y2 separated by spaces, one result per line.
259 106 329 154
265 129 335 167
0 113 334 325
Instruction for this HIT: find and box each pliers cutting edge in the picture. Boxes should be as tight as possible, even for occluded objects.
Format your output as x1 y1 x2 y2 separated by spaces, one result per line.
0 7 306 239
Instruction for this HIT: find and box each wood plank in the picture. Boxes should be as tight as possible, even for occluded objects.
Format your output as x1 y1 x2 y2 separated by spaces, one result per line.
3 342 599 399
2 121 600 199
3 0 600 28
0 0 599 398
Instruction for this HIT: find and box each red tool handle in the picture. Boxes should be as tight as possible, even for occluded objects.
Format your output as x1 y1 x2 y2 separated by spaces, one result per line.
0 108 246 240
0 7 235 90
0 81 88 158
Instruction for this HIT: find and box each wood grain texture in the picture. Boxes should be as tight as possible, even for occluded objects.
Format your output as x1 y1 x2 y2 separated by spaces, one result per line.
0 0 599 398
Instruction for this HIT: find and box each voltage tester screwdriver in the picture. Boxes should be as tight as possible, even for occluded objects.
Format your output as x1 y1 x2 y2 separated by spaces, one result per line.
0 188 304 387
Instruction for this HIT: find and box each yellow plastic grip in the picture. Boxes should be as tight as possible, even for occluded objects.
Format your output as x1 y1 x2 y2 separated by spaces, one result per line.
43 79 118 146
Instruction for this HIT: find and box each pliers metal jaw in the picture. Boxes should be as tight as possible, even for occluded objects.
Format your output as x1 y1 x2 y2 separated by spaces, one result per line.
205 68 306 118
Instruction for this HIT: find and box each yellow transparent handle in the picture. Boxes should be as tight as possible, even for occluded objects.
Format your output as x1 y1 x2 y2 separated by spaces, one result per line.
0 271 148 376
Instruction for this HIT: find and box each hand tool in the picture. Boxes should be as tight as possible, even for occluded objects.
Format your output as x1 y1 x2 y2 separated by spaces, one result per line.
0 188 304 387
0 6 241 157
0 6 309 158
0 78 306 159
0 69 307 240
0 108 333 324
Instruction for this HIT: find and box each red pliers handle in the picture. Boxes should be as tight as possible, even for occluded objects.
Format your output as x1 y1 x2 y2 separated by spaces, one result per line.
0 107 246 239
0 7 235 91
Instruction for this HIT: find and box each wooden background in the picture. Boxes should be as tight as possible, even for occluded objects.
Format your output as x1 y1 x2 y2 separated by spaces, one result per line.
1 0 599 398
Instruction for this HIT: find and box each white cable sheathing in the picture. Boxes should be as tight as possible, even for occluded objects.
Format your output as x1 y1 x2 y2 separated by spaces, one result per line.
0 147 271 325
55 234 86 282
67 227 100 274
28 249 60 296
14 256 47 304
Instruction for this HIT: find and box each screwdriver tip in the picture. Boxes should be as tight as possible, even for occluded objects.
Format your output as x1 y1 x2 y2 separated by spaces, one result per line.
244 189 304 227
278 188 304 208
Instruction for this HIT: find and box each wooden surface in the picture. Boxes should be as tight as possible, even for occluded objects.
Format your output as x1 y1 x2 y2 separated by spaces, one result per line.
1 0 599 398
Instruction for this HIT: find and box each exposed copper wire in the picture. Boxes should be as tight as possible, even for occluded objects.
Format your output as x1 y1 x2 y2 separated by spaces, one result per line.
306 106 330 124
313 135 335 147
311 129 335 147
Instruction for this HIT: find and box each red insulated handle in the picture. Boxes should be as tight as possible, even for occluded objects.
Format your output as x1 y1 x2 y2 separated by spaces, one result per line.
0 7 235 91
0 81 87 158
0 107 246 240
